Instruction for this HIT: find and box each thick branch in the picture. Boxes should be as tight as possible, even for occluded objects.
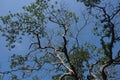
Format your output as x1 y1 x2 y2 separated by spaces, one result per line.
87 60 100 80
100 60 113 80
94 5 118 80
56 54 73 73
56 54 73 80
61 25 78 80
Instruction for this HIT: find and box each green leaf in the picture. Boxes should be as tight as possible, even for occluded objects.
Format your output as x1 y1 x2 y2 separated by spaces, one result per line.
11 45 15 48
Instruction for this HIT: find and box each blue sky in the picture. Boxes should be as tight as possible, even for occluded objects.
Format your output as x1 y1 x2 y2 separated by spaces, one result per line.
0 0 35 15
0 1 95 80
0 0 96 73
0 0 120 80
0 0 34 73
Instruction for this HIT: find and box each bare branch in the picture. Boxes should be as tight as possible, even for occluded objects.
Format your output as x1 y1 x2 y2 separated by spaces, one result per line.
111 5 120 20
88 60 100 79
75 12 89 47
59 72 72 80
56 54 73 73
100 60 113 80
56 54 74 80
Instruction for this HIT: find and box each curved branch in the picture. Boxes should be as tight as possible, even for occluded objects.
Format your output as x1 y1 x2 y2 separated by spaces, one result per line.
100 60 113 80
59 72 72 80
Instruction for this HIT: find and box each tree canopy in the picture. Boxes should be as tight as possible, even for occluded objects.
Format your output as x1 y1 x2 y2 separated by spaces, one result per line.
0 0 120 80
